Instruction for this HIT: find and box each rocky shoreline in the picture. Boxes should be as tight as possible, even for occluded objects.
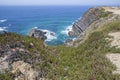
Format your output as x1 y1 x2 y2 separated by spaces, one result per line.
28 28 56 42
28 28 47 41
67 6 120 46
27 7 120 46
68 7 113 37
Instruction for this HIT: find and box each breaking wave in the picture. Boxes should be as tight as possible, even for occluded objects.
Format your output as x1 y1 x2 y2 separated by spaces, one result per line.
61 25 72 36
33 27 57 42
0 19 7 23
0 27 7 31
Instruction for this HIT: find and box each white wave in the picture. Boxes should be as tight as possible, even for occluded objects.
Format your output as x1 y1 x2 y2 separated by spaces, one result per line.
33 27 38 29
78 17 81 20
0 19 7 23
73 38 77 41
33 27 57 41
61 25 72 36
42 29 57 41
0 27 7 31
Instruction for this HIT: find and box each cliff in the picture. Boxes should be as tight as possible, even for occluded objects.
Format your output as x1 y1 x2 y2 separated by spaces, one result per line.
69 7 113 37
71 7 120 46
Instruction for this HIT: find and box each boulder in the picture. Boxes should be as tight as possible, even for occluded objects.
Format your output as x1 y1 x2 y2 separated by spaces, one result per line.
28 28 47 41
68 31 75 37
12 61 39 80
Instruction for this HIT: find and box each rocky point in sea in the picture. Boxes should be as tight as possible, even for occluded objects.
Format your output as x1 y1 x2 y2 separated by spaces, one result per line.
28 28 47 41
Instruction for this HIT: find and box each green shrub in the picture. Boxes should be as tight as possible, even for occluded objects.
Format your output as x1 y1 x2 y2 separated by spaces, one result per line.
0 72 14 80
100 11 112 18
0 21 120 80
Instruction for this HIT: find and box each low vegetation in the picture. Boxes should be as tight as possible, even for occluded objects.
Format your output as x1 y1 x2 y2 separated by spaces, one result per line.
0 72 14 80
100 11 112 18
0 21 120 80
99 8 112 18
50 21 120 80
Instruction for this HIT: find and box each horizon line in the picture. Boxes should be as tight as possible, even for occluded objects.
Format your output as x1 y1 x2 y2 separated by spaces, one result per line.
0 4 119 6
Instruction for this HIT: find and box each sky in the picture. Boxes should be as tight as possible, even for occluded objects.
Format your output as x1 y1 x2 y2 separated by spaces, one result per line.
0 0 120 6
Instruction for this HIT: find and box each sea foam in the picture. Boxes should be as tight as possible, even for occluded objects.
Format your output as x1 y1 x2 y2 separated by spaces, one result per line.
33 27 57 42
61 25 72 36
42 29 57 42
0 27 7 31
0 19 7 23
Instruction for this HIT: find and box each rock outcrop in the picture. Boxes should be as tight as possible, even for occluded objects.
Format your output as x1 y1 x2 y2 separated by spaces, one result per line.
69 7 120 47
0 35 46 80
65 39 73 46
0 42 39 79
12 61 39 80
28 28 47 41
69 7 112 36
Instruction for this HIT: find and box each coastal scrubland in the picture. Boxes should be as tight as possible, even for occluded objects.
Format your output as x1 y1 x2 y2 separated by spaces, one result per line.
0 7 120 80
0 21 120 80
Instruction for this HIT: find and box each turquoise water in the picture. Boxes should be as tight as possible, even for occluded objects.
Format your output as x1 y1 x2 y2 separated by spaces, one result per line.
0 6 92 45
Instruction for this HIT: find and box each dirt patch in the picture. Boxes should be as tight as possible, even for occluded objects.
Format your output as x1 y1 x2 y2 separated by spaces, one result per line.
108 32 120 48
106 53 120 74
103 7 120 15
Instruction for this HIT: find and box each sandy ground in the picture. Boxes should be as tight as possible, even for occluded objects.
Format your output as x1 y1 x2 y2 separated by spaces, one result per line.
106 32 120 74
106 53 120 74
103 7 120 15
108 32 120 48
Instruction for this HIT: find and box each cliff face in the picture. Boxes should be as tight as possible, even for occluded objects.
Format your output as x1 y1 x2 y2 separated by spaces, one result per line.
69 7 112 37
72 7 120 46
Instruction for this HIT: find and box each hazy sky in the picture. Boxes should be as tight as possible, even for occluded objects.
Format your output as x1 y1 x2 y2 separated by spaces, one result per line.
0 0 120 6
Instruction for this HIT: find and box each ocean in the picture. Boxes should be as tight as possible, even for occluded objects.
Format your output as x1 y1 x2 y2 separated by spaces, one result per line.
0 6 92 45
